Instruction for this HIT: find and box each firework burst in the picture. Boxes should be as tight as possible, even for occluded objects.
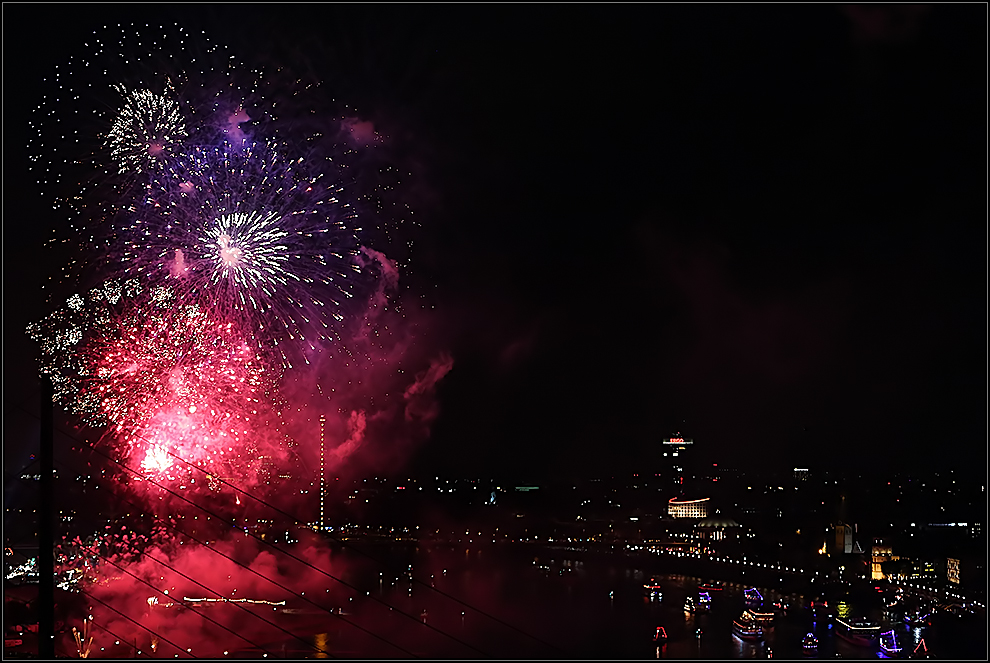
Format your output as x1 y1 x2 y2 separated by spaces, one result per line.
110 144 370 366
106 84 188 174
28 279 270 432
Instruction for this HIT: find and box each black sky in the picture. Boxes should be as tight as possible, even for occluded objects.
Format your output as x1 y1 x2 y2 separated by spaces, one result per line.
4 5 986 484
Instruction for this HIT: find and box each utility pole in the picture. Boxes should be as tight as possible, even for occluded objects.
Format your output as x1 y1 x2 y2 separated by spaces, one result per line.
39 374 55 658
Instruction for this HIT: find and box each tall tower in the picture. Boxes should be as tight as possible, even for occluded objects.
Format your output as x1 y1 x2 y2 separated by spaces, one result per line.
319 414 327 530
662 432 693 489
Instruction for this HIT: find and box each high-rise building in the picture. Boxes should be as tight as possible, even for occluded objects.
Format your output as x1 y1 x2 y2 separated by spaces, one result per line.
661 433 693 486
947 558 960 584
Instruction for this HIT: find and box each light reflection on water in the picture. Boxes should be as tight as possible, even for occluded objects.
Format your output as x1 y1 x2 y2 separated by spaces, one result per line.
251 545 979 659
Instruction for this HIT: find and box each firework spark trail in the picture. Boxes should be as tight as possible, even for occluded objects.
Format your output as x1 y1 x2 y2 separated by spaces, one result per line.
27 278 290 497
111 144 371 366
107 84 188 175
27 24 292 304
55 523 174 591
27 279 269 434
28 25 246 222
26 24 437 639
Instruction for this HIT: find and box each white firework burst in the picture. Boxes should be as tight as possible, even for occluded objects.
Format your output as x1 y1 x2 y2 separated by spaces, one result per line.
106 84 188 174
204 211 290 292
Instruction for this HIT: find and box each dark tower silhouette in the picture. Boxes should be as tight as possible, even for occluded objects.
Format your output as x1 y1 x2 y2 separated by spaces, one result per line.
39 375 54 658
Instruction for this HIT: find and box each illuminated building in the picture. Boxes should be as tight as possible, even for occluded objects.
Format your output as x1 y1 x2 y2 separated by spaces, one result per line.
661 432 693 485
695 514 741 541
793 468 809 481
871 538 897 580
668 497 710 519
947 557 960 584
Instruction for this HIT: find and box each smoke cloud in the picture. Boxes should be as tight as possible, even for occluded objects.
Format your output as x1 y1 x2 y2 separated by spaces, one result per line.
340 116 381 147
403 352 454 425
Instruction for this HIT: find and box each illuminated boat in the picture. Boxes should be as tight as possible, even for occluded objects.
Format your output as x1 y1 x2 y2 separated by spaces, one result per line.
732 613 764 641
904 607 932 627
743 607 775 630
810 599 831 618
772 598 791 614
653 626 667 643
743 587 763 607
834 616 880 646
697 591 712 610
880 629 903 656
698 581 724 592
802 633 818 655
684 596 696 613
643 578 662 594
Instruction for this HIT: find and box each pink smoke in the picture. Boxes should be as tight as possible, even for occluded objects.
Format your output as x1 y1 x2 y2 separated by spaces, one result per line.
403 353 454 424
357 246 400 311
329 410 367 466
341 117 380 147
169 249 187 278
224 108 251 147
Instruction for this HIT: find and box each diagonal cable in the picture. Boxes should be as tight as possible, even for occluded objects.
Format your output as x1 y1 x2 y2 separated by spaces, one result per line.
83 436 488 658
11 400 422 658
75 585 194 658
159 437 566 655
15 397 560 656
72 540 281 657
52 459 335 659
60 443 421 658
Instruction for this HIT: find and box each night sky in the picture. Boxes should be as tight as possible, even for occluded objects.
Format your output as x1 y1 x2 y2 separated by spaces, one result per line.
4 5 986 485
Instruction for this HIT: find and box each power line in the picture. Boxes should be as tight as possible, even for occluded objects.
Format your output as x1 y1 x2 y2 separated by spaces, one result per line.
69 538 281 657
83 441 443 657
12 397 561 656
159 440 566 655
7 397 418 659
75 586 195 658
47 440 421 659
52 458 334 659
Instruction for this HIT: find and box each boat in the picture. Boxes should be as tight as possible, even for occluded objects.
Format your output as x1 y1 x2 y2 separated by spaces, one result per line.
653 626 667 643
732 613 764 641
904 607 932 627
885 589 905 609
743 607 775 630
698 581 723 592
743 587 764 607
880 629 903 656
834 616 880 646
772 598 791 614
810 599 831 618
683 596 695 613
697 591 712 610
643 578 662 594
802 633 818 655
